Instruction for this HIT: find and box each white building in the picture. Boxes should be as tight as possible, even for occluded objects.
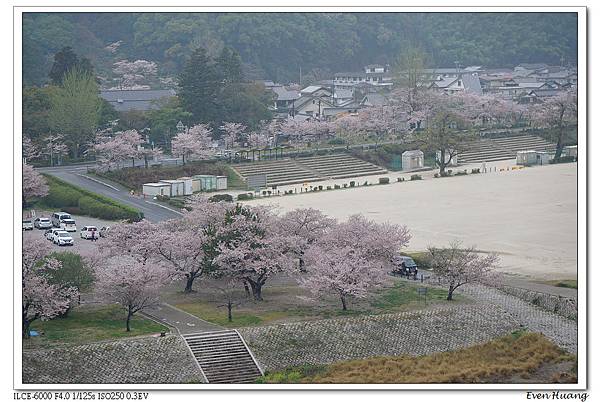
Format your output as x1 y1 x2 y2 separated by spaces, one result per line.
177 177 194 195
159 179 185 197
401 150 424 171
143 182 172 197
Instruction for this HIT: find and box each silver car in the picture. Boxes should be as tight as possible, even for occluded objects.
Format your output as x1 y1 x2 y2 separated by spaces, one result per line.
34 217 53 229
53 231 74 246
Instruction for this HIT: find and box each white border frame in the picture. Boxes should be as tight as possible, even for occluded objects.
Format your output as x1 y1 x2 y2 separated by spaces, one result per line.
12 5 587 391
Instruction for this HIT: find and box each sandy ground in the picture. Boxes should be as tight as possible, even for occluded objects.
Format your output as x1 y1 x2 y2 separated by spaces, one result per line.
250 161 577 281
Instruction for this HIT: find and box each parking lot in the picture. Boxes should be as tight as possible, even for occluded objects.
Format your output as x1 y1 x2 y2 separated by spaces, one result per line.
22 212 115 255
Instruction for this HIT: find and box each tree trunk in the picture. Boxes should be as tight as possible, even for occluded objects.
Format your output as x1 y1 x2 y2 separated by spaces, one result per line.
144 154 149 169
184 274 196 293
447 285 455 301
554 126 565 160
182 154 186 166
227 301 232 322
23 319 31 339
439 148 447 175
243 281 250 296
340 294 347 311
248 280 263 301
126 308 133 332
132 157 135 168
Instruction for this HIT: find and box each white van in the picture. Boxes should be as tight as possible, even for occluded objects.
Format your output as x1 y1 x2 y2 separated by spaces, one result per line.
52 212 72 228
60 218 77 232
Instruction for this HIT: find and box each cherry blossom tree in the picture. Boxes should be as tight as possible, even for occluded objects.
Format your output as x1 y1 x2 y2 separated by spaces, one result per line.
22 239 77 338
301 214 411 310
22 163 49 207
246 131 269 148
112 59 158 90
428 241 499 301
94 255 171 331
212 204 300 301
94 131 137 171
98 220 159 265
219 122 246 150
139 145 163 168
23 136 40 163
41 134 69 167
154 219 209 293
171 123 213 164
530 90 577 159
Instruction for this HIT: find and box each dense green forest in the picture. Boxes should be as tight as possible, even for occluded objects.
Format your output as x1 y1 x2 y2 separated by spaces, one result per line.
22 12 578 86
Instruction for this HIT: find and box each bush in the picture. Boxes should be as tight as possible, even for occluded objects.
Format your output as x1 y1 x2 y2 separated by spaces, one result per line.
379 177 390 184
318 185 323 190
434 173 440 178
396 177 405 182
334 184 341 189
455 170 468 176
410 174 422 181
237 193 253 201
363 181 369 186
209 194 234 203
343 183 348 188
328 137 346 145
471 168 481 174
41 175 143 221
349 181 355 187
155 194 170 202
440 171 451 177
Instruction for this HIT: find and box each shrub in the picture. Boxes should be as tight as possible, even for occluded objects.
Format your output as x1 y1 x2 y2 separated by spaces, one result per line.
378 177 390 185
209 194 234 203
455 170 468 176
471 168 481 174
343 184 348 188
328 137 346 145
396 177 405 182
237 193 253 201
550 156 576 164
262 190 267 196
363 180 369 186
410 174 422 181
41 175 143 221
318 185 323 190
434 173 440 178
349 181 355 187
447 170 453 174
155 194 170 202
326 186 332 190
440 171 451 177
334 184 341 189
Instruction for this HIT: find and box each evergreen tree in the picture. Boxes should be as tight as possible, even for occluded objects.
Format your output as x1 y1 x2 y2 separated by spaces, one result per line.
177 47 221 124
48 46 95 85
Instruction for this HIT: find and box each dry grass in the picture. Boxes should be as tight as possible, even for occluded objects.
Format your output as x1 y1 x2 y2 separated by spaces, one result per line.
259 332 576 384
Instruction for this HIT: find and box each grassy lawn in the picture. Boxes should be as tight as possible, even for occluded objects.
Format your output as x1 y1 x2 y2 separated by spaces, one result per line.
174 280 464 328
542 280 577 289
24 305 168 349
257 331 577 384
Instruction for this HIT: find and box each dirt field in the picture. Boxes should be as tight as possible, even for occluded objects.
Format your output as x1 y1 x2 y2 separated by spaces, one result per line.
251 162 577 280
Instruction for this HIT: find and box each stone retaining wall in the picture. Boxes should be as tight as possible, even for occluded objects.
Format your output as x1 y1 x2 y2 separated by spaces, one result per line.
238 305 521 372
499 286 577 320
23 335 204 384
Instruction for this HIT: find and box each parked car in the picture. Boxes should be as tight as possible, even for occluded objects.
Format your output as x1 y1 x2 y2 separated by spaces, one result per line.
52 212 72 228
80 226 99 239
22 220 34 230
53 230 74 246
99 226 110 238
34 217 52 229
46 228 63 241
391 255 419 278
60 218 77 232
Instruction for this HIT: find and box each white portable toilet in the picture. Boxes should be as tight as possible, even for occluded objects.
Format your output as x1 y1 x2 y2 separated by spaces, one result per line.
159 179 185 197
436 150 457 167
143 182 172 197
401 150 424 171
516 150 537 165
177 177 194 196
216 176 228 190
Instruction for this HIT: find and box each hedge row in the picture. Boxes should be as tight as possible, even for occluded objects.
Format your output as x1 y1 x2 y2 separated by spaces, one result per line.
41 174 143 221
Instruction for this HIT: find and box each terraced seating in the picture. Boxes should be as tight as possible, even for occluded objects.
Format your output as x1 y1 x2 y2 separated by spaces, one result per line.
458 135 556 163
231 153 388 187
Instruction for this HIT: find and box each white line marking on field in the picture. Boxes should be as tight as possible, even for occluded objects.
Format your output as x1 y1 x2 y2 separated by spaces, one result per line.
75 174 120 191
145 201 184 215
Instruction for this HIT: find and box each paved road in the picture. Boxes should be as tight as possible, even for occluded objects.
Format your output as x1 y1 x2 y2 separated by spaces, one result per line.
143 303 222 334
38 165 182 222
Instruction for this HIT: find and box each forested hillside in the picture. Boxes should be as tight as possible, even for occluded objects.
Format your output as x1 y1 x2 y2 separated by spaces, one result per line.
22 12 578 86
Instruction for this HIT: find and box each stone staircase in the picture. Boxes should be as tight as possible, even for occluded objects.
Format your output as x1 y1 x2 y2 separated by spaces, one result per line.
458 135 556 163
231 153 387 187
183 330 263 384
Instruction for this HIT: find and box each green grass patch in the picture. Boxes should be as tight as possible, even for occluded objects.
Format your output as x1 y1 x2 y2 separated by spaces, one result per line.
38 174 143 221
542 280 577 289
24 305 167 348
175 302 292 328
372 281 455 311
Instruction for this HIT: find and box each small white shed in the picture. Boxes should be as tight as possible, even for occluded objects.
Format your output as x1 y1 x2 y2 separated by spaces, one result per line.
143 182 172 197
193 175 217 191
516 150 551 166
436 150 458 167
159 179 185 197
191 177 203 193
177 177 194 195
216 176 228 190
401 150 424 171
564 145 577 158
